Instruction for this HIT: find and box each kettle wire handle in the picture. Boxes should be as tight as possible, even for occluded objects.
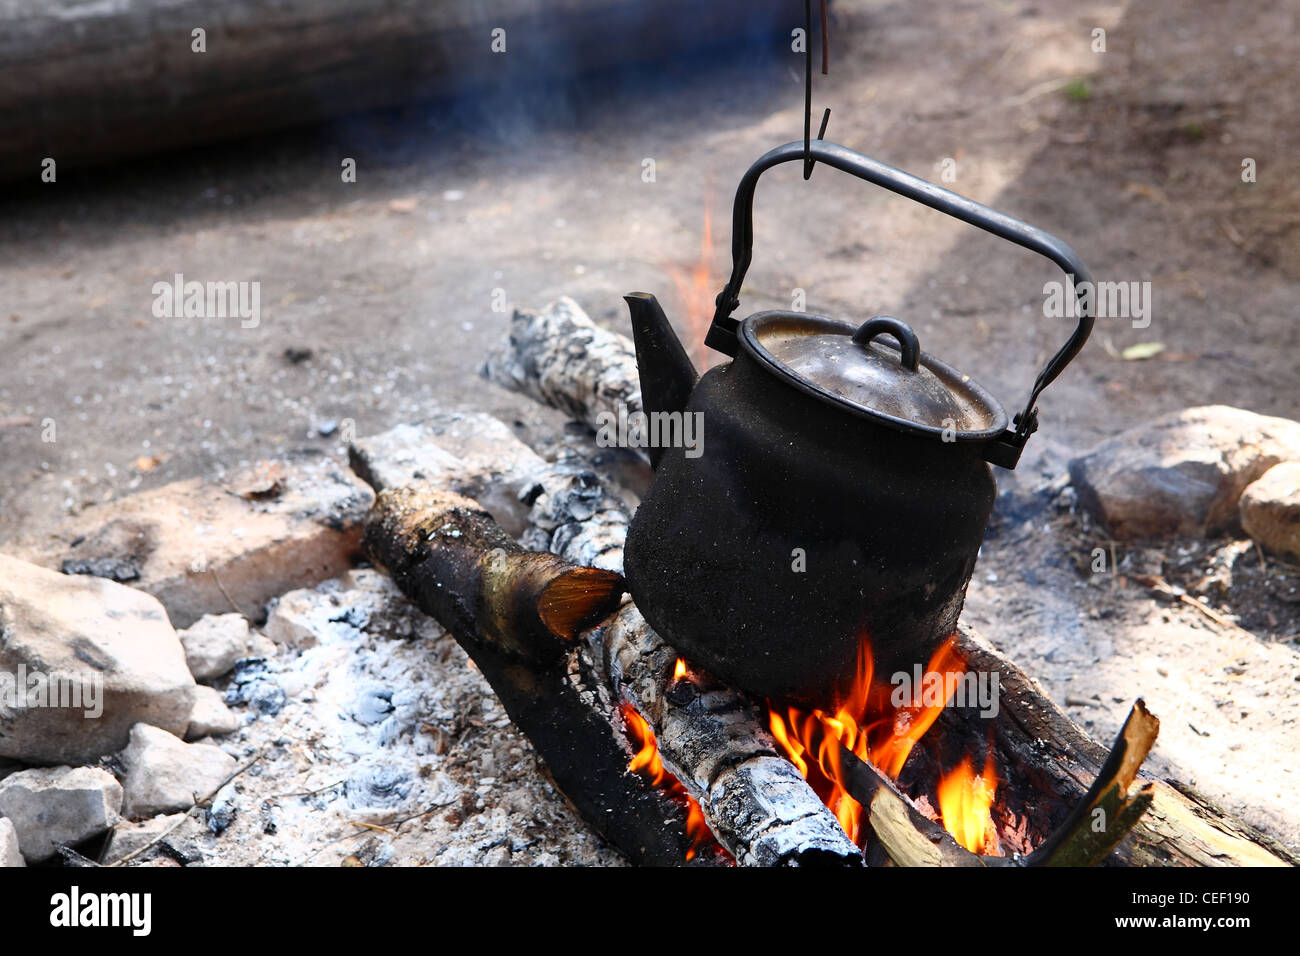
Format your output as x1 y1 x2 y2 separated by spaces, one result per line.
707 139 1095 449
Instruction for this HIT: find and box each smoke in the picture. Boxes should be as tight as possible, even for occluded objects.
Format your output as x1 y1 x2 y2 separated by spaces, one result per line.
324 0 795 162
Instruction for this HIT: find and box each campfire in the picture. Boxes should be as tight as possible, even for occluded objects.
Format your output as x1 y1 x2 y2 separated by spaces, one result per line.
620 698 717 862
318 291 1292 868
4 294 1291 869
766 635 1001 854
1 0 1293 883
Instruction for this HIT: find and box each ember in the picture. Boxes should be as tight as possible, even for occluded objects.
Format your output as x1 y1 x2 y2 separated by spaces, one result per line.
937 752 1000 855
767 635 1002 854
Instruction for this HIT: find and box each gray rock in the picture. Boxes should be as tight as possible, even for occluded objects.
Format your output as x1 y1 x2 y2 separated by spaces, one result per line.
119 723 238 818
185 685 241 739
101 812 188 864
1068 406 1300 540
0 766 122 862
179 613 252 681
0 553 196 764
0 817 24 867
1240 461 1300 561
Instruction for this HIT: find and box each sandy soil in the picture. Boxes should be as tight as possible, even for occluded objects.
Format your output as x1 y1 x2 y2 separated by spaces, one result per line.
1 0 1297 859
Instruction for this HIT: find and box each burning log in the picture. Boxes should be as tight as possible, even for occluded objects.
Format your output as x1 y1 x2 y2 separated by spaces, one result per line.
1022 701 1157 867
836 745 989 867
603 606 864 866
362 481 863 865
952 632 1297 867
477 300 1298 867
362 485 711 866
516 455 632 575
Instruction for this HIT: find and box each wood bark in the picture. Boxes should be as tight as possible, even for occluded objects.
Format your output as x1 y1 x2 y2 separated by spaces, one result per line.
1023 701 1157 867
517 454 632 575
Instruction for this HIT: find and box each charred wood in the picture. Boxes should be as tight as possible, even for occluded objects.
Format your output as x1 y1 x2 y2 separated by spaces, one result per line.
362 485 707 866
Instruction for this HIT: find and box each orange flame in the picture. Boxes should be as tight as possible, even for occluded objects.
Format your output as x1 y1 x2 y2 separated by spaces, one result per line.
870 638 969 779
666 197 717 368
937 751 1001 855
766 634 1001 853
620 701 713 861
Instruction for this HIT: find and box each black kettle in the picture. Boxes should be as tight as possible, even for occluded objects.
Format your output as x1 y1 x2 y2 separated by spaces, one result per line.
622 139 1095 710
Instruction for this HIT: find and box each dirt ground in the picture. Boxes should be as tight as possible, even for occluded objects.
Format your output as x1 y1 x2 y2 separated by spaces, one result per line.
1 0 1297 856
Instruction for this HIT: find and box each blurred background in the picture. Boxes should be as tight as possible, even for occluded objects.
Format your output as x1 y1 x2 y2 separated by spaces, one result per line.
1 0 1296 536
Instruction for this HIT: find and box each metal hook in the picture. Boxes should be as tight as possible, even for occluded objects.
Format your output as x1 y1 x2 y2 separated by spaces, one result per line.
802 0 831 179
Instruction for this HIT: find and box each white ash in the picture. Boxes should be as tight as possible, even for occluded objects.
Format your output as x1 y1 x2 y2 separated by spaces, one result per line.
153 567 623 866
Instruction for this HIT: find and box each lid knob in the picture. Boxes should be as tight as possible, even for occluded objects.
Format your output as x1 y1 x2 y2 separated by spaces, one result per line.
851 316 920 372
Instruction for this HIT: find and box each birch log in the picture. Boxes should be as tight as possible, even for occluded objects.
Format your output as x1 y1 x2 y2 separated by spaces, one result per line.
480 298 642 433
603 605 864 866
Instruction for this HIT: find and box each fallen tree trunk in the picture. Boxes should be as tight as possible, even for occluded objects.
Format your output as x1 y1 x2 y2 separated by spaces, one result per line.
0 0 790 181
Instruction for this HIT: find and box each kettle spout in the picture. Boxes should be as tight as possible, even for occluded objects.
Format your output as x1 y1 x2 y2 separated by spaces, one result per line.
624 292 699 469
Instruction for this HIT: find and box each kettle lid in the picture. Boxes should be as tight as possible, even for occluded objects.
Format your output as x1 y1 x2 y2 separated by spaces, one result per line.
744 312 1008 440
